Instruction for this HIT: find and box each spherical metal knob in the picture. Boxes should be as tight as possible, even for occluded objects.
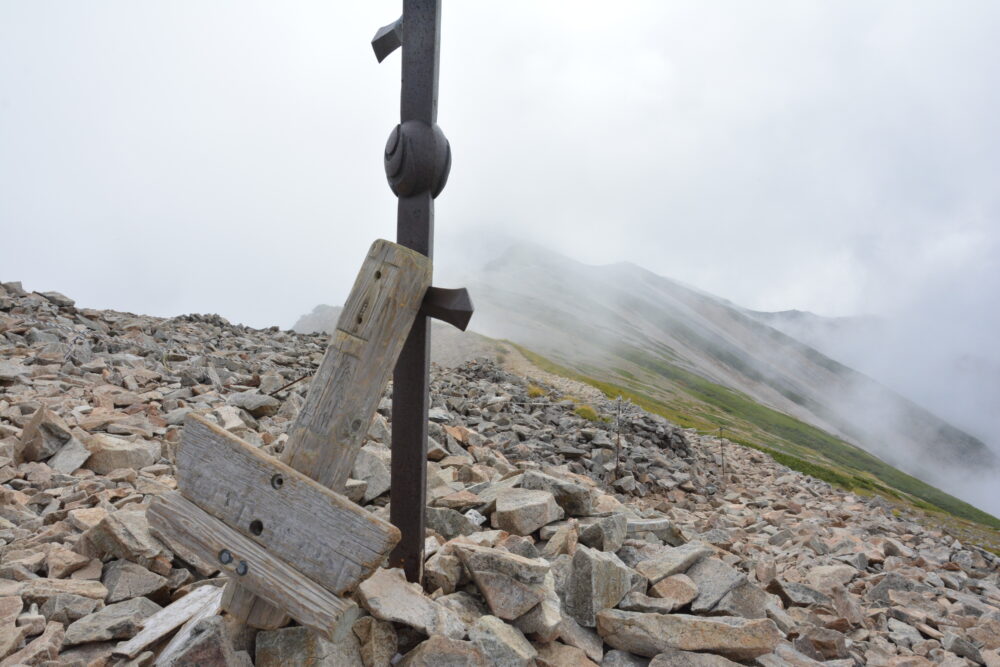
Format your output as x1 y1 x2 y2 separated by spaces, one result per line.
384 120 451 198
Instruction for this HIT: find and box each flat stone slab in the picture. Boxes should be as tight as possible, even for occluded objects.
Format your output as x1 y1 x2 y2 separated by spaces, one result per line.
634 542 713 585
63 597 162 646
596 610 782 661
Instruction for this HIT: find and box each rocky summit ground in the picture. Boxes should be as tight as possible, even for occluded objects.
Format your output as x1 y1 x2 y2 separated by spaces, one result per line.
0 280 998 666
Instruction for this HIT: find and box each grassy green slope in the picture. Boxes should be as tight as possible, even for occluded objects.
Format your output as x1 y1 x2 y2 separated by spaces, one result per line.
510 342 1000 533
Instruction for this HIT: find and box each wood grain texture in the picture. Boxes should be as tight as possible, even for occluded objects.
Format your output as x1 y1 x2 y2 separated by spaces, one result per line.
220 584 268 628
176 414 399 595
153 586 223 666
148 492 360 640
229 239 431 628
282 238 431 489
114 584 220 658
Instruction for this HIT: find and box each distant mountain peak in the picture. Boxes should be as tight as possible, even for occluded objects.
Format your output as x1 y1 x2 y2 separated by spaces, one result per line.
463 242 999 517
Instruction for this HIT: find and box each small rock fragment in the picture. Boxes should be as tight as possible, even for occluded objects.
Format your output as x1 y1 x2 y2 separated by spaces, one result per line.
649 648 741 666
102 560 168 604
83 433 158 474
0 620 63 666
534 640 599 666
578 513 628 552
633 543 713 585
647 574 698 611
63 597 161 646
255 624 363 666
20 408 72 462
161 615 244 666
454 544 550 620
0 596 25 660
564 545 635 627
357 568 465 639
352 616 397 667
596 610 782 661
397 635 489 666
227 391 280 418
521 471 594 516
493 488 563 536
469 615 537 666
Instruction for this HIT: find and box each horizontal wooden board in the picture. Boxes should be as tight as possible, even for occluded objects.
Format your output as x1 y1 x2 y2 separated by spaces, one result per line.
228 238 431 627
176 414 399 595
148 491 360 640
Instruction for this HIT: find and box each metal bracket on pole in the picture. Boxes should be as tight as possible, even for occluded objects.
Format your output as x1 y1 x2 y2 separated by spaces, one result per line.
420 286 474 331
371 17 403 63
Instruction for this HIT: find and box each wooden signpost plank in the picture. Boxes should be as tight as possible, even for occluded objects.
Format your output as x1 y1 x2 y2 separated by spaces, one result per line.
175 414 399 594
232 239 431 629
114 583 222 659
153 586 224 666
148 492 360 640
280 239 433 489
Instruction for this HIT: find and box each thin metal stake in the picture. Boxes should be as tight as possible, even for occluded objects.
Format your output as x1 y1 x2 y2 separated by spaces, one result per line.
718 426 727 488
614 396 623 482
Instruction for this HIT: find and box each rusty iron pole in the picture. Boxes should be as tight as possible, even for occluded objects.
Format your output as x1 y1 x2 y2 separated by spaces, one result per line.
374 0 471 583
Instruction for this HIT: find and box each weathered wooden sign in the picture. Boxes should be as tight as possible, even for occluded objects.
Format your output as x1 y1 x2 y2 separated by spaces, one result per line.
148 239 431 639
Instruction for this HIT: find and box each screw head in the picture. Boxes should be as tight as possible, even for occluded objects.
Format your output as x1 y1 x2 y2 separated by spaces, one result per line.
270 474 284 490
236 561 249 576
218 549 233 565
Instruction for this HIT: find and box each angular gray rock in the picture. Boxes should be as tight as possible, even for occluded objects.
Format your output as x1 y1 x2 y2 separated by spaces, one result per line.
601 649 652 667
649 648 741 666
47 436 91 474
397 635 489 666
454 544 550 620
63 597 161 646
20 407 72 462
596 610 782 661
351 445 391 502
512 570 561 641
161 615 245 667
101 559 168 604
766 579 833 609
864 572 930 604
684 557 746 613
39 594 100 625
83 434 158 474
521 470 594 516
227 391 280 418
713 581 770 619
565 545 635 627
578 513 628 552
352 616 397 667
256 625 363 666
633 542 713 585
357 568 465 639
469 615 537 667
493 488 563 536
426 507 480 540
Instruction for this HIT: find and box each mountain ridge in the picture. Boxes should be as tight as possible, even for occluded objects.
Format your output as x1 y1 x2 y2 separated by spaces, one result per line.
299 242 999 523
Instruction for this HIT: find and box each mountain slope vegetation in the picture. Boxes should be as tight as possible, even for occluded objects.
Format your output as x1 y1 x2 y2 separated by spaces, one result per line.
460 244 999 523
296 243 1000 536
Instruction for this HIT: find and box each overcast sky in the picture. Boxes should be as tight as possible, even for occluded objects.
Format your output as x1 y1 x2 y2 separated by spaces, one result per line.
3 2 999 460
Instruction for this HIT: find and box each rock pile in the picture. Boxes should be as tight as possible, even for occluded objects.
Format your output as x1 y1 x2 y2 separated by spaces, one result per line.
1 280 998 666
